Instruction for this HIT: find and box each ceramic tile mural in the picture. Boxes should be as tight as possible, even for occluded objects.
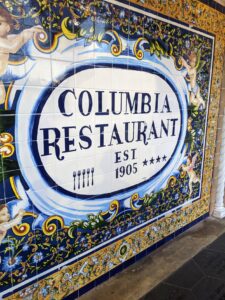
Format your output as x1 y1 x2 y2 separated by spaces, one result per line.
0 0 223 299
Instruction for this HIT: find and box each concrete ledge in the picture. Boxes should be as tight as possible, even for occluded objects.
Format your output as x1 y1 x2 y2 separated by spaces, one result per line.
80 217 225 300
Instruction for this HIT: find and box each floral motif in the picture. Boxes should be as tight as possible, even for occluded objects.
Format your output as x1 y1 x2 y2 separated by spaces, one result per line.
32 252 44 264
2 256 22 272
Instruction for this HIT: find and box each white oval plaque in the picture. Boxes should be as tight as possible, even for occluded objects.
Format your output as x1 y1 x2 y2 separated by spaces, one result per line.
15 46 188 219
35 67 181 196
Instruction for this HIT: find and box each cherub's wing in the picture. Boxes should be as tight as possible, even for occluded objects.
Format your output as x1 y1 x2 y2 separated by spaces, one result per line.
197 60 206 74
195 50 201 70
196 50 206 74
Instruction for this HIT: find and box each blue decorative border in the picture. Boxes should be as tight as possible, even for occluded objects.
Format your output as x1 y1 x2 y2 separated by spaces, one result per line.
69 212 209 300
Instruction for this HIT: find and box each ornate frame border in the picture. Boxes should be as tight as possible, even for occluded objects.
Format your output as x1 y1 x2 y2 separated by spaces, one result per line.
1 0 224 299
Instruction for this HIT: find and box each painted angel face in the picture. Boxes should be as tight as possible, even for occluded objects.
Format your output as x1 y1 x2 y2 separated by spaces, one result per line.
187 157 191 165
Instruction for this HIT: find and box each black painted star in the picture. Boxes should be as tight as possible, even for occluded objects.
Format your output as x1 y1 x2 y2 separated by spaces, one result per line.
143 159 148 166
150 157 155 164
162 155 167 161
156 156 161 163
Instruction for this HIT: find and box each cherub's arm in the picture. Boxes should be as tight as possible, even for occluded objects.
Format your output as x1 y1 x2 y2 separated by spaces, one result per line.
180 57 190 71
0 26 42 54
0 33 24 54
1 209 24 230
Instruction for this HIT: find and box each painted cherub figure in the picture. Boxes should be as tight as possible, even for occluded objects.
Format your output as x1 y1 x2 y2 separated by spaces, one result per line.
180 51 205 110
0 7 42 104
181 153 200 197
0 204 25 245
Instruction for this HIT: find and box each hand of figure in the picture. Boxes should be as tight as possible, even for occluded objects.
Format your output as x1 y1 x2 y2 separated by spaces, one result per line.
29 25 44 34
23 26 43 40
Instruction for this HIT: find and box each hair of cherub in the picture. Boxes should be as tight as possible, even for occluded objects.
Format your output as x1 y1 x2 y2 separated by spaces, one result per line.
187 155 192 163
0 7 15 30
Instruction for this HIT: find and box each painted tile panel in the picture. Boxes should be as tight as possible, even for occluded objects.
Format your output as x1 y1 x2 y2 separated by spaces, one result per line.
0 0 222 299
